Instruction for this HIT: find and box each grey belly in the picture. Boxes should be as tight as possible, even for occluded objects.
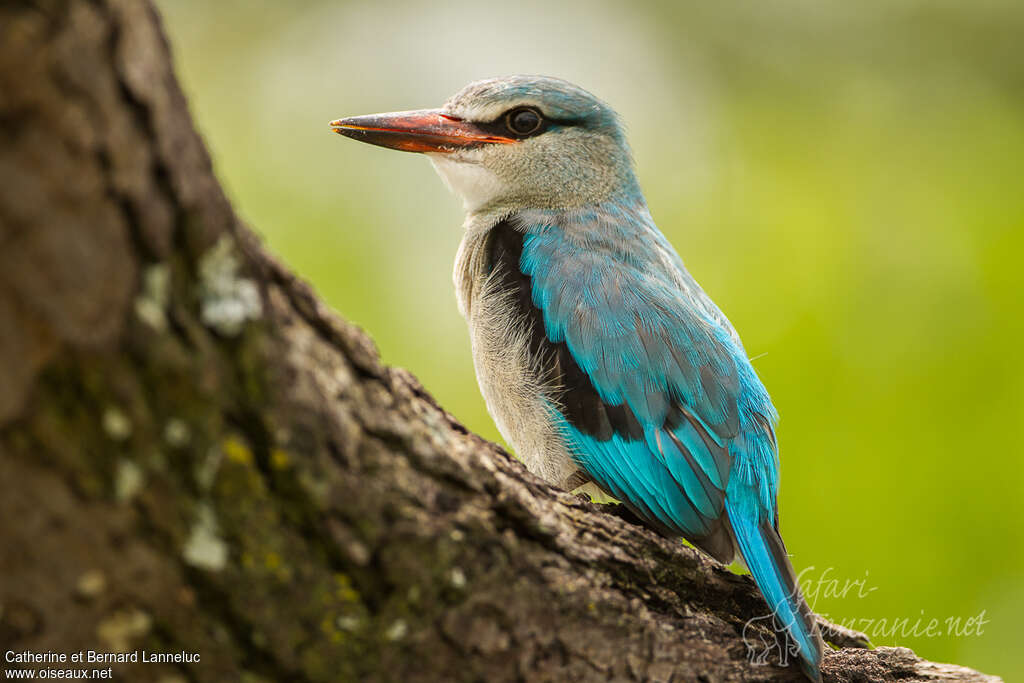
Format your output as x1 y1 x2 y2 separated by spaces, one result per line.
466 282 579 487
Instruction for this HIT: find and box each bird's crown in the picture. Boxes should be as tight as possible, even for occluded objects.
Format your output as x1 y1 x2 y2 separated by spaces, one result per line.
442 75 624 139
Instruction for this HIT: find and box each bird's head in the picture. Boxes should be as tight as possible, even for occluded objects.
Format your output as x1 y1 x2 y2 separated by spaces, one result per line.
331 75 639 213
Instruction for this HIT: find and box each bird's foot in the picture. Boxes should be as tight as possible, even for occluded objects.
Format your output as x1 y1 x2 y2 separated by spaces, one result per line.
560 469 592 491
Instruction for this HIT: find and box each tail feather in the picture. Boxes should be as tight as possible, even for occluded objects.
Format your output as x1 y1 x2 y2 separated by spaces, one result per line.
729 509 824 682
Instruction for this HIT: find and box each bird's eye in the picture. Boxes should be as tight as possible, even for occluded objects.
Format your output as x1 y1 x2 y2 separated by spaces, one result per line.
505 107 543 135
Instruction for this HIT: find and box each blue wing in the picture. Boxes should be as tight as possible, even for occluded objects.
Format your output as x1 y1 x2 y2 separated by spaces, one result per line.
486 211 823 677
505 212 779 551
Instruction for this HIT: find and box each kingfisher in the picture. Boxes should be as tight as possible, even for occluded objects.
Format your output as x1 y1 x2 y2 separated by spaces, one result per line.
330 75 825 680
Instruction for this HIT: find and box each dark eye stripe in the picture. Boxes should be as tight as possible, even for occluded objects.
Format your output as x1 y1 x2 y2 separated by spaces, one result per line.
468 107 577 140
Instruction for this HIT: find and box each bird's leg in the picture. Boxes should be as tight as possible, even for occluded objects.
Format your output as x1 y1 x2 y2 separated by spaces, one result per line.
560 470 620 506
560 469 592 491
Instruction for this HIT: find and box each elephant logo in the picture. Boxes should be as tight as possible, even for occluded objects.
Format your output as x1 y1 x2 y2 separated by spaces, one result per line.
742 608 802 667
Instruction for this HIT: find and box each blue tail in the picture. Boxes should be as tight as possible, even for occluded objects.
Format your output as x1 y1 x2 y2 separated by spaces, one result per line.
729 507 824 682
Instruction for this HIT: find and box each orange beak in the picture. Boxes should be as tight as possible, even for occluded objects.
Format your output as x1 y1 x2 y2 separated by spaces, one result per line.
329 109 516 153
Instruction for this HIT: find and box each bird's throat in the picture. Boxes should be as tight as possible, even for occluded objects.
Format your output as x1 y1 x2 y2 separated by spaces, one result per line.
428 154 507 213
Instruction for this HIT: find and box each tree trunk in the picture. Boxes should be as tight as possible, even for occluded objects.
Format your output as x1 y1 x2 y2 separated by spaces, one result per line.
0 2 1000 681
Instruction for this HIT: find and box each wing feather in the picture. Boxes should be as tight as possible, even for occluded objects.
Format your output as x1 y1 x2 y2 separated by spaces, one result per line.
486 217 777 556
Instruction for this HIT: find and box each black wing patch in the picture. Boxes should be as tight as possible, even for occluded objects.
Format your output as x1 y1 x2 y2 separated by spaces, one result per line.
486 220 652 443
485 220 739 562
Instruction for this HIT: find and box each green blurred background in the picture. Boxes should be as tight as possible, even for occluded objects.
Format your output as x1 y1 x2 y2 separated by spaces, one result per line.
158 0 1022 677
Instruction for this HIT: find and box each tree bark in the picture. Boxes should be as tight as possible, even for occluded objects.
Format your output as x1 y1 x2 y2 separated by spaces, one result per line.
0 2 1000 682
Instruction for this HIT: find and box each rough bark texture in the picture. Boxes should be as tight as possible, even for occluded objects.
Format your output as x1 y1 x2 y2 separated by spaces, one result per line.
0 2 1001 682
